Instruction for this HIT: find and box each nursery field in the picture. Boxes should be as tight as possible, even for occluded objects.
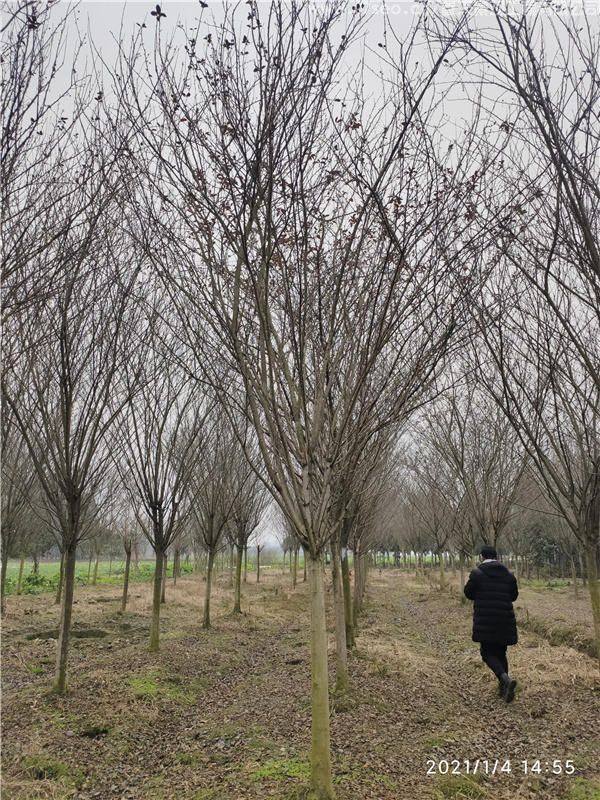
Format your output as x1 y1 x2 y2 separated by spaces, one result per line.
2 569 599 800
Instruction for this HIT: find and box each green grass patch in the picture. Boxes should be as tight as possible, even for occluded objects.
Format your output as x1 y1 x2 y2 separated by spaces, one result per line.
5 558 196 595
127 669 198 703
250 757 310 782
22 755 85 788
566 778 600 800
434 774 485 799
520 577 572 591
422 732 460 749
24 662 45 675
174 750 204 766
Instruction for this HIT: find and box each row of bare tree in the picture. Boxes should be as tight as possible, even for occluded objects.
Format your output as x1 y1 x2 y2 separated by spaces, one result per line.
2 2 599 797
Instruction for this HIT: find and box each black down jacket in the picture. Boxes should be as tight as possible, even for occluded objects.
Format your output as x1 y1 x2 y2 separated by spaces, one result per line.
464 561 519 645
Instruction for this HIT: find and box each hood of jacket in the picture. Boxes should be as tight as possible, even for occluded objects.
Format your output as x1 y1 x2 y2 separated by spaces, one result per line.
478 560 510 579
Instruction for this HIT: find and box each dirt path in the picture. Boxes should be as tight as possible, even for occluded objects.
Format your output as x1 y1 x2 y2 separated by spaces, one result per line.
2 570 599 800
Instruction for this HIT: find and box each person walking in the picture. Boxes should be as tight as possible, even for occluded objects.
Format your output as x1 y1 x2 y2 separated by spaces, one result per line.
464 545 519 703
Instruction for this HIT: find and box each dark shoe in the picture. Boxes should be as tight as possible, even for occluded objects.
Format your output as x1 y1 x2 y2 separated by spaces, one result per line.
499 672 517 703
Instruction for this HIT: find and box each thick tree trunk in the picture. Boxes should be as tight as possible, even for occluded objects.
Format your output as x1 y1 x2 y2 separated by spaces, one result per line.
341 549 354 649
0 548 8 618
584 541 600 669
122 547 132 612
203 547 215 629
16 556 25 595
54 542 77 694
233 543 243 614
149 549 164 652
331 540 349 695
55 551 65 605
33 553 39 574
308 556 334 799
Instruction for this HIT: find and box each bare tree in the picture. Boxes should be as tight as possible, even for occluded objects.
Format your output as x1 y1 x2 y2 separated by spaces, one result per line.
444 2 600 388
400 441 462 590
2 119 139 692
424 383 528 552
226 440 269 614
1 1 87 330
473 266 600 666
112 307 206 651
190 407 242 629
111 2 480 793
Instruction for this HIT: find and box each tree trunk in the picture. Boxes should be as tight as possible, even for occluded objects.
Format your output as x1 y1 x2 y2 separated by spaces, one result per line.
203 547 215 629
92 555 99 586
229 543 234 587
353 551 368 620
292 546 298 589
173 546 181 584
149 549 164 652
438 549 446 590
55 551 65 605
33 552 39 574
341 549 355 649
308 555 334 799
108 554 113 576
161 554 167 604
243 544 248 583
54 542 77 694
122 547 132 612
584 540 600 669
256 545 261 583
0 547 8 618
16 556 25 595
459 553 466 603
353 550 362 620
233 543 243 614
303 548 307 582
572 556 578 599
331 540 349 695
580 551 587 585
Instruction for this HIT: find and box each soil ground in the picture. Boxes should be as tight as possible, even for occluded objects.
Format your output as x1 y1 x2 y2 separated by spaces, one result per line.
2 568 599 800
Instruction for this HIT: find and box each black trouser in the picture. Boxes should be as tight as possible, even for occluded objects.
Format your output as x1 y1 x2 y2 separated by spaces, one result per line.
480 642 508 677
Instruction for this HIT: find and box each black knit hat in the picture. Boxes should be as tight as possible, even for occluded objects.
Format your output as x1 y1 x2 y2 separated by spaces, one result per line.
480 545 497 560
